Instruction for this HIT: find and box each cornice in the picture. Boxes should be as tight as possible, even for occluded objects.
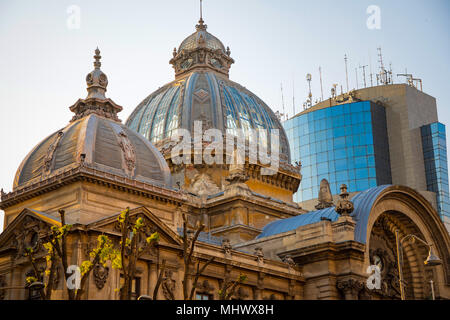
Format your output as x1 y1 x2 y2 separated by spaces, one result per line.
0 163 189 209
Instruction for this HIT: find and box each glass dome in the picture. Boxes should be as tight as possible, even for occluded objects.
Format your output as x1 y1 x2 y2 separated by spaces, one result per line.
126 71 291 163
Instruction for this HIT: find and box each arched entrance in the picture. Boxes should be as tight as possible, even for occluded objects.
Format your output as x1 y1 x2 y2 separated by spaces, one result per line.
364 186 450 300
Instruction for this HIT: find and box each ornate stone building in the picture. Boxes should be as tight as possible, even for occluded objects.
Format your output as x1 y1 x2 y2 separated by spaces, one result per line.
0 16 449 300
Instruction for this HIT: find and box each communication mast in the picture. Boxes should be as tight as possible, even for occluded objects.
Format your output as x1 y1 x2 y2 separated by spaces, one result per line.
331 83 338 99
359 64 368 88
344 54 349 92
292 77 295 117
397 73 423 91
397 73 413 86
389 63 394 84
306 73 312 108
376 47 392 85
369 50 374 87
413 77 423 91
281 82 286 120
319 66 324 101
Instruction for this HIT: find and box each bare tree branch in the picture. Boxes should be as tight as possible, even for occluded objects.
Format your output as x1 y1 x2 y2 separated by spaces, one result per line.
58 209 74 300
188 257 215 300
153 260 166 300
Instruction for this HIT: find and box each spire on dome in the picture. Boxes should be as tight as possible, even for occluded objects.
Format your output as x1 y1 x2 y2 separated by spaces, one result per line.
69 48 122 123
93 47 101 69
86 47 108 100
196 0 207 31
170 1 234 79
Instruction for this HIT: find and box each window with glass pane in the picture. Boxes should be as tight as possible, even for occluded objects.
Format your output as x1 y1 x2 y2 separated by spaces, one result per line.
119 275 141 300
196 293 212 300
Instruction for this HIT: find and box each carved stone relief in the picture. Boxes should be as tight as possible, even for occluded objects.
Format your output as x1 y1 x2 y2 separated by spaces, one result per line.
254 247 264 264
44 131 64 172
12 216 48 260
337 279 364 300
93 263 109 290
263 293 277 300
162 269 176 300
117 131 136 176
283 254 297 270
222 239 232 258
195 279 214 294
233 287 249 300
188 172 220 196
368 229 402 299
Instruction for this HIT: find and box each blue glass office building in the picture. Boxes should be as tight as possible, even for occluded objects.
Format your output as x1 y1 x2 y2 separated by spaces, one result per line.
421 122 450 221
284 101 392 202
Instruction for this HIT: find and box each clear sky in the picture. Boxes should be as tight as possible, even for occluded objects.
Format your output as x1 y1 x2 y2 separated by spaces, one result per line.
1 0 449 231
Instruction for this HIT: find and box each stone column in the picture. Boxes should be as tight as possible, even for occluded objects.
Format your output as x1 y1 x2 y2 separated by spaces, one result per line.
147 261 157 297
253 288 262 300
253 272 265 300
337 279 364 300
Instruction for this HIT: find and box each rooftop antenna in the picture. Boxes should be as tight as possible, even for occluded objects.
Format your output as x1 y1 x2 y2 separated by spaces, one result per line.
355 67 359 89
412 77 423 91
397 73 414 87
200 0 203 21
377 47 389 85
377 47 384 70
344 54 349 92
319 66 324 101
331 84 338 99
281 82 286 120
359 64 368 88
369 50 374 87
306 73 312 107
389 62 394 84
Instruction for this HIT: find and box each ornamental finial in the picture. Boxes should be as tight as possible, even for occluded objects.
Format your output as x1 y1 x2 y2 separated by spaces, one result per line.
69 48 122 122
85 47 108 99
196 0 207 31
335 184 354 216
94 47 101 69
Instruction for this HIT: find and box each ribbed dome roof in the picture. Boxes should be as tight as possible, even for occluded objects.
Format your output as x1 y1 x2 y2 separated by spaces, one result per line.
126 71 291 163
13 48 172 191
13 114 172 190
126 18 293 166
178 28 226 53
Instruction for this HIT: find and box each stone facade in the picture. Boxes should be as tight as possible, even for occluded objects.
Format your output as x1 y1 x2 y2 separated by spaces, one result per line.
0 17 449 301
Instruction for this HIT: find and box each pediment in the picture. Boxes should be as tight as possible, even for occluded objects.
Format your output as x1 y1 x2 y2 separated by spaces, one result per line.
0 208 62 258
86 206 182 247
